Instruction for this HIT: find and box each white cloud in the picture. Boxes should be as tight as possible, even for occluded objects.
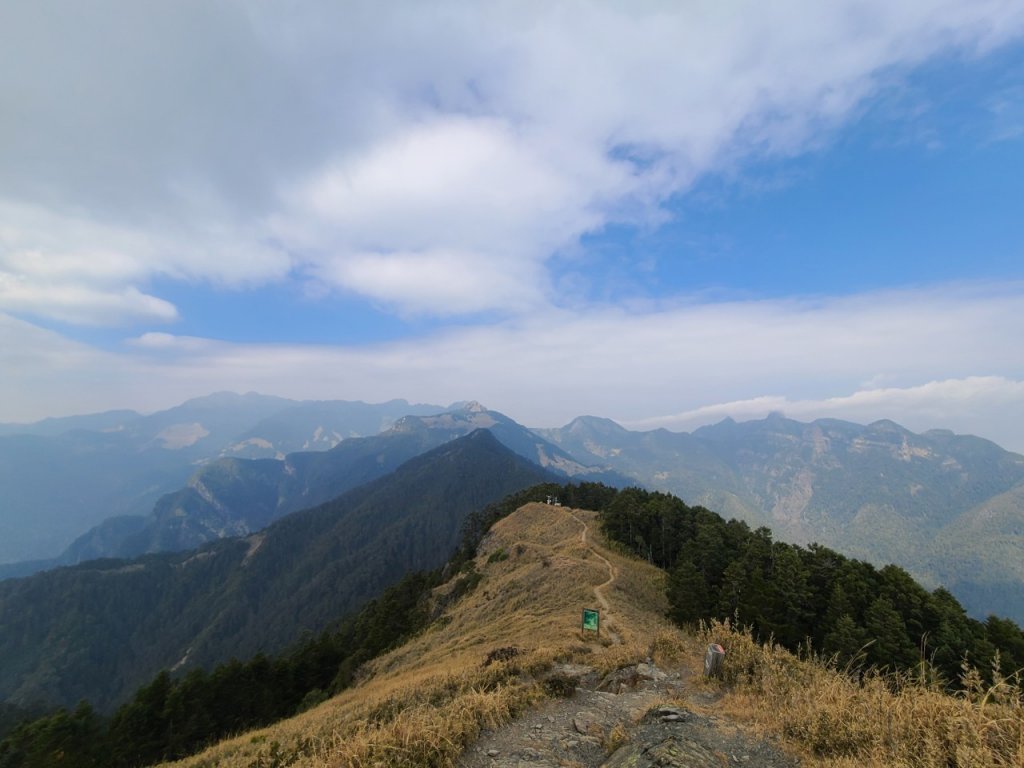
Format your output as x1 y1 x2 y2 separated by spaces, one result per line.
275 116 618 312
1 1 1022 320
130 332 219 352
626 377 1024 449
289 118 600 252
0 277 178 326
319 250 544 315
0 200 291 324
0 314 147 413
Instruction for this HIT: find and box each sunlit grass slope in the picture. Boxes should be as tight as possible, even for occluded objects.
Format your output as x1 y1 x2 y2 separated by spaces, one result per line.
162 500 1024 768
697 618 1024 768
161 503 670 768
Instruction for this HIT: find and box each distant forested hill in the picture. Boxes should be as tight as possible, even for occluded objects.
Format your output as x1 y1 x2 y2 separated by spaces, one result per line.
0 430 556 711
0 394 442 565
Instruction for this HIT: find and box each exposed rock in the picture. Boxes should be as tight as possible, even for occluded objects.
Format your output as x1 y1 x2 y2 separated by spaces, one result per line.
458 662 797 768
598 666 641 693
635 662 667 681
572 713 604 738
650 705 690 723
602 735 722 767
550 662 598 680
543 662 598 696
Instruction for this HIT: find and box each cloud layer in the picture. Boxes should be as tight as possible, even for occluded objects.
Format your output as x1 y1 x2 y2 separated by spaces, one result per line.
3 1 1024 321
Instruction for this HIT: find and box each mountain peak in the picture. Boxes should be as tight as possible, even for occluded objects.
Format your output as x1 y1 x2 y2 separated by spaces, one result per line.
448 400 488 414
566 415 627 435
867 418 908 434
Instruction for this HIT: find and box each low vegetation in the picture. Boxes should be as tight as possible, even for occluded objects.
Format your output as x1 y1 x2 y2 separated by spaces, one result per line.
696 618 1024 767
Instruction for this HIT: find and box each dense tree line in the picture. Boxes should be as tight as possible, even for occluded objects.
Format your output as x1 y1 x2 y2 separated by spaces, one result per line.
0 570 438 768
599 487 1024 679
0 481 611 768
0 709 46 756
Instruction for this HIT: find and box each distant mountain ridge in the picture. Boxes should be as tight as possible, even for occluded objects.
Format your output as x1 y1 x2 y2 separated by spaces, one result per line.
0 403 629 578
0 394 443 564
0 430 557 711
5 392 1024 622
537 413 1024 621
389 402 632 482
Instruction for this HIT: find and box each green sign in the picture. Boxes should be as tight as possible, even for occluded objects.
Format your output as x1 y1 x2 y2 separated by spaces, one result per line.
581 608 600 634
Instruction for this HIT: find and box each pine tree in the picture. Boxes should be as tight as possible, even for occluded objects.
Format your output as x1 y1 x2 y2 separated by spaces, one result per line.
667 558 708 625
864 597 916 669
824 613 869 666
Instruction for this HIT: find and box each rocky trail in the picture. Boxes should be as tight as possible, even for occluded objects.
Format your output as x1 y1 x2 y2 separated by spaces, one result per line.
457 659 799 768
459 504 801 767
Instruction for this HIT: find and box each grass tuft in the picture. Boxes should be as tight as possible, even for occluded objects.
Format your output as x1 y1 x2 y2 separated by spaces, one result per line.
602 723 630 755
694 618 1024 767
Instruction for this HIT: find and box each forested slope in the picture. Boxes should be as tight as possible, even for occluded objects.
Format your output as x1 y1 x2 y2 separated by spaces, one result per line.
0 430 555 711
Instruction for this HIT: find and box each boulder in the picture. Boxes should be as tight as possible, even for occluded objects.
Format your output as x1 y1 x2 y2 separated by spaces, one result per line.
602 735 722 767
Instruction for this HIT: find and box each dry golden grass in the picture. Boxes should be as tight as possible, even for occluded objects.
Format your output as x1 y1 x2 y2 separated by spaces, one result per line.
694 618 1024 768
154 502 1024 768
158 504 667 768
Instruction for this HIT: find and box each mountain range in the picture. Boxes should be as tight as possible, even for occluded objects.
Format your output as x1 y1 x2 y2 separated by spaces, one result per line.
3 394 1024 623
0 393 443 566
0 430 557 710
0 401 628 579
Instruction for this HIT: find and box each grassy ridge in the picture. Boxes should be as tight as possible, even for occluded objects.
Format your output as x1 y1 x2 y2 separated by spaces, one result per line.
156 496 668 767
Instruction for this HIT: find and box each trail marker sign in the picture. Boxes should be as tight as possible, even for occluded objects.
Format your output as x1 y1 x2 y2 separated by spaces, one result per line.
581 608 600 635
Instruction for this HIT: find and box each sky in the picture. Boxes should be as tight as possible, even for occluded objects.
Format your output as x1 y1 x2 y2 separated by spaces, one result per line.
1 1 1024 451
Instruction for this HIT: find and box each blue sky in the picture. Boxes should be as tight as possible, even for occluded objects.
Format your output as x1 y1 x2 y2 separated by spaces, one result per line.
1 1 1023 450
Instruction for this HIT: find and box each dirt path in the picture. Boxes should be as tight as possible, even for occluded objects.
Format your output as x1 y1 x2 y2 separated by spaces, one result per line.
458 507 798 767
567 510 622 644
457 661 798 768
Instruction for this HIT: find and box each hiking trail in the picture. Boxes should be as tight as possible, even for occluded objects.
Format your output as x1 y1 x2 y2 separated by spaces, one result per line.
568 509 622 644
